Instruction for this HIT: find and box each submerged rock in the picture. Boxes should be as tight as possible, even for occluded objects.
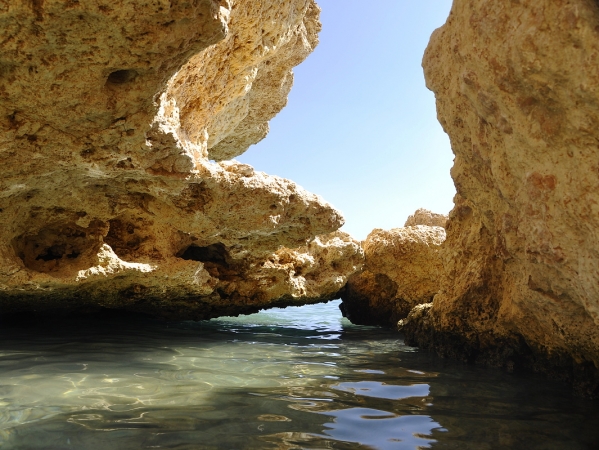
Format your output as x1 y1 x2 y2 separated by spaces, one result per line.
400 0 599 396
0 0 363 319
340 223 445 327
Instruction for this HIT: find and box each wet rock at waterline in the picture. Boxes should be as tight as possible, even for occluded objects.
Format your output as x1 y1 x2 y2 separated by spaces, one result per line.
400 0 599 397
0 0 363 318
340 224 446 327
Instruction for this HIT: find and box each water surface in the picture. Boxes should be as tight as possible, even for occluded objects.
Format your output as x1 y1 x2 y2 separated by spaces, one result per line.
0 301 598 449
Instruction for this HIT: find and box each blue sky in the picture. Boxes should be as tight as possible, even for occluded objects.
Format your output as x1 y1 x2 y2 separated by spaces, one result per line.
237 0 455 240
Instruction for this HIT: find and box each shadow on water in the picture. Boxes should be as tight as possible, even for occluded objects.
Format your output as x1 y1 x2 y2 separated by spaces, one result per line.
0 301 598 449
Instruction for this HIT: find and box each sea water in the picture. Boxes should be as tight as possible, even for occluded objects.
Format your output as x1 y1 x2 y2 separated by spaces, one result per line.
0 300 598 449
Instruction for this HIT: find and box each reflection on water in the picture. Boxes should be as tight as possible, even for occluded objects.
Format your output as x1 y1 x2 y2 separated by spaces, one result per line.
0 300 598 449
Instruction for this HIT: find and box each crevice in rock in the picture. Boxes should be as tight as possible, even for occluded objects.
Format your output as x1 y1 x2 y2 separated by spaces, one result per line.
178 242 230 268
106 69 138 85
12 222 104 273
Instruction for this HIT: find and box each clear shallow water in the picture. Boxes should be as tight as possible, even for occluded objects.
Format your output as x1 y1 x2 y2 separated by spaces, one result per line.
0 301 598 450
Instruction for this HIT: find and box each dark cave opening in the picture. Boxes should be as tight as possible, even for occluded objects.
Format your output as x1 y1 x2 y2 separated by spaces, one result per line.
178 243 230 268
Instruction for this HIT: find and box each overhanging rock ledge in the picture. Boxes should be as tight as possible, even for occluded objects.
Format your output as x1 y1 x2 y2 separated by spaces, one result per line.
0 0 362 319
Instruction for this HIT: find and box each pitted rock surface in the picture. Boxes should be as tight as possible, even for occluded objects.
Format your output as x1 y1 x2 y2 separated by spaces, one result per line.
404 208 447 228
0 0 362 319
340 223 445 327
400 0 599 396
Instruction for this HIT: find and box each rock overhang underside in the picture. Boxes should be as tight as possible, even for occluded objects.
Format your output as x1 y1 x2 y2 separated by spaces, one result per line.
0 0 364 319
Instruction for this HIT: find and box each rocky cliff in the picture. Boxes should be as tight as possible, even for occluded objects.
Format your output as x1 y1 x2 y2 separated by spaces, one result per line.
0 0 362 319
399 0 599 397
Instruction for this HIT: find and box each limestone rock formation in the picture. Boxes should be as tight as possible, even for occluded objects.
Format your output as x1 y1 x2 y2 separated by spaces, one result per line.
404 208 447 228
168 0 322 161
400 0 599 396
340 223 445 327
0 0 362 319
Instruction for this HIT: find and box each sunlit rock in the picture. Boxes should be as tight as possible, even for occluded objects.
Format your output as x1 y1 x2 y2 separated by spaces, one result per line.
404 208 447 228
340 222 445 326
0 0 361 319
401 0 599 396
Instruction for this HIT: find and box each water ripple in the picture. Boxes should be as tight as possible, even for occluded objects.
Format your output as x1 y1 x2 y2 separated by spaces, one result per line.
0 301 597 449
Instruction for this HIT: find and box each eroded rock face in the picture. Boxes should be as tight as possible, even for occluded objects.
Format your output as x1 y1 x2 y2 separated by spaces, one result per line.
340 224 445 327
0 0 361 319
168 0 321 161
401 0 599 396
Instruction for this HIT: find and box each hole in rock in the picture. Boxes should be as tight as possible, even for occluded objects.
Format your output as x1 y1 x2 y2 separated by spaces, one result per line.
36 244 80 261
12 222 104 273
105 218 156 260
178 243 230 268
106 69 138 85
80 148 95 158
